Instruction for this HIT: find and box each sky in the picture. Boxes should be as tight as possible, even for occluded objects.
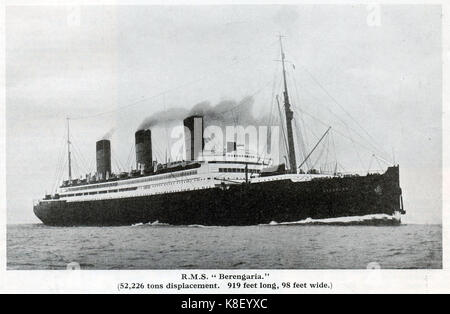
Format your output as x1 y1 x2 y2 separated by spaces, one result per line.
5 4 442 224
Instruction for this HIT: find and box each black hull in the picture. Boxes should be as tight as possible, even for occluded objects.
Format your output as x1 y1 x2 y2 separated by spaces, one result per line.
34 166 404 226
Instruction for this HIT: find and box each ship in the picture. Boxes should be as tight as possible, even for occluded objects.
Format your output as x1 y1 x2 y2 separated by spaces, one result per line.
33 37 405 226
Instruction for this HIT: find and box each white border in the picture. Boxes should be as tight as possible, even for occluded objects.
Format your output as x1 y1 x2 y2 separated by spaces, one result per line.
0 0 448 294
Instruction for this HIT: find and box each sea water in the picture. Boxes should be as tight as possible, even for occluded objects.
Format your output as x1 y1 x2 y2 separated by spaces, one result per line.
7 223 441 269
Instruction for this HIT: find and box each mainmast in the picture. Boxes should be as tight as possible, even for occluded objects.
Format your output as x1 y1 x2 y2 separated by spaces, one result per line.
67 117 72 181
279 36 297 173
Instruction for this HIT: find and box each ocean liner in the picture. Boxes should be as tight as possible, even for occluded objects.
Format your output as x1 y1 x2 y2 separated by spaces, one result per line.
33 38 405 226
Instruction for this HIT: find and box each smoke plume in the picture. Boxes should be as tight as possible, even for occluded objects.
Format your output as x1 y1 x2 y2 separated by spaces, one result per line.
137 107 189 130
189 96 262 127
137 96 269 131
101 127 115 140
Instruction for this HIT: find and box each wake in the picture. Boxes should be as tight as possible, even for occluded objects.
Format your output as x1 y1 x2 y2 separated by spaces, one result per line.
263 213 402 226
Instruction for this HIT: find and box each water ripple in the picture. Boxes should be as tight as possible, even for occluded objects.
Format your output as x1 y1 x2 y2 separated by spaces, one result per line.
7 223 442 270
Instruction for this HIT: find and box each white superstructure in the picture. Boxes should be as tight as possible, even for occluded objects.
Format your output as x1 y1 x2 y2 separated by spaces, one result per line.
56 152 332 203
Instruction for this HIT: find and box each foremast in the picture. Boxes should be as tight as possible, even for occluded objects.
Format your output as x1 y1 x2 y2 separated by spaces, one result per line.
67 117 72 181
279 36 297 173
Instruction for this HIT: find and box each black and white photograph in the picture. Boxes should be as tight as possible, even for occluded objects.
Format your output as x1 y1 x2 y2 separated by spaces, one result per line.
2 0 447 292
